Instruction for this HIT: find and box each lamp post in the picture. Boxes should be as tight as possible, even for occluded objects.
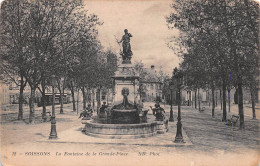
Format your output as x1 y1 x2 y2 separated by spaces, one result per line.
174 70 184 143
169 81 174 122
49 75 57 139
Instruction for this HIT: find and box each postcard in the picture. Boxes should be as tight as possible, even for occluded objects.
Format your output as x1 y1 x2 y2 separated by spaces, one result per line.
0 0 259 165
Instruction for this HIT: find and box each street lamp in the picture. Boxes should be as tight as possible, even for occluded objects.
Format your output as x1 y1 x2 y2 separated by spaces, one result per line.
49 75 58 139
174 70 185 143
169 81 174 122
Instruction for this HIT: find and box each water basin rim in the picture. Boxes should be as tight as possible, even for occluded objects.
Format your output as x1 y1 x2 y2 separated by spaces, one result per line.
82 120 158 127
112 109 138 112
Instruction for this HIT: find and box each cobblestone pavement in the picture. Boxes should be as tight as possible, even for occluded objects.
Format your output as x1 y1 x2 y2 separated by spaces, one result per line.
1 102 259 166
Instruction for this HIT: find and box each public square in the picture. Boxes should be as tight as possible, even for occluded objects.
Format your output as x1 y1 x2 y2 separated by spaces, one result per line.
1 102 259 166
0 0 259 165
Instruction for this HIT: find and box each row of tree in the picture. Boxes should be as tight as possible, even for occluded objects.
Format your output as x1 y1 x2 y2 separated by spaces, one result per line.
167 0 259 129
0 0 117 123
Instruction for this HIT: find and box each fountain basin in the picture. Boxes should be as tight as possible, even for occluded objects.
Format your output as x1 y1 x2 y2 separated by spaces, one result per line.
110 109 140 124
82 119 157 139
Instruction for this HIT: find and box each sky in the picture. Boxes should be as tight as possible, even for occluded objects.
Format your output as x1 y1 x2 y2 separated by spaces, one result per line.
84 0 181 75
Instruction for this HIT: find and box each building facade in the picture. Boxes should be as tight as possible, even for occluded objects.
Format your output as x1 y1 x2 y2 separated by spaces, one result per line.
140 65 163 102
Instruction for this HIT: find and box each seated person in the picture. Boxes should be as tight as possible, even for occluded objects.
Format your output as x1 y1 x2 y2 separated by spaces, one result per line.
86 103 93 113
150 103 165 121
99 102 108 118
79 104 93 119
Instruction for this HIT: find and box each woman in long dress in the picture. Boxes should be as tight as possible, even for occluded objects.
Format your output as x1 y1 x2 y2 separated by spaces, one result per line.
119 29 133 58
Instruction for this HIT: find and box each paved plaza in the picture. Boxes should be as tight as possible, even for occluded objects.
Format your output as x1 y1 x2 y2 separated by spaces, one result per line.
1 102 259 166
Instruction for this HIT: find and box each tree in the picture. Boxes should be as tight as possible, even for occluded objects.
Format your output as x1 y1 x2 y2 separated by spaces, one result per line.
167 0 259 128
52 9 102 114
93 49 117 110
72 35 102 110
134 61 149 101
0 0 31 120
1 0 103 123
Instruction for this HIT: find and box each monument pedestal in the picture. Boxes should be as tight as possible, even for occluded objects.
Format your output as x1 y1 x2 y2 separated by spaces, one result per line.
109 63 141 124
156 119 169 134
112 63 140 104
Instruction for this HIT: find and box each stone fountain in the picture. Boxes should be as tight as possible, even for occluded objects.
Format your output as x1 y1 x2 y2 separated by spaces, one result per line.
81 30 168 139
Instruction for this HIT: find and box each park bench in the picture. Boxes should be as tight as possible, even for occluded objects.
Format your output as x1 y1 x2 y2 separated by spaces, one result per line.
226 115 239 126
199 107 205 112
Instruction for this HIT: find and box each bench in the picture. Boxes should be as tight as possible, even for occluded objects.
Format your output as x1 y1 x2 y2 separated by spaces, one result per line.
199 107 205 112
226 115 239 126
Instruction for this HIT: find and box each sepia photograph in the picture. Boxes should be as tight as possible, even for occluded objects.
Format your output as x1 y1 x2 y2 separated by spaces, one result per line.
0 0 259 165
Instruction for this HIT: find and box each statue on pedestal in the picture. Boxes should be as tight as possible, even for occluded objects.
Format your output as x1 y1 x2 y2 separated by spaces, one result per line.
117 29 133 64
150 103 165 121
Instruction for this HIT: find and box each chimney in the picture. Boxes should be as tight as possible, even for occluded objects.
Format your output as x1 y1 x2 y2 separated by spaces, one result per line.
151 65 155 70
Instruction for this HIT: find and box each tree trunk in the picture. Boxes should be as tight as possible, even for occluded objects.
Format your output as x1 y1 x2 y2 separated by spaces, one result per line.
215 91 218 107
82 87 86 110
59 89 64 114
211 85 215 118
228 91 231 113
18 75 24 120
77 88 79 114
195 89 197 109
238 82 245 129
228 88 231 113
250 84 256 119
41 80 47 121
29 87 36 124
187 91 190 106
140 85 142 103
70 81 76 112
92 89 95 112
189 91 191 106
87 88 91 103
96 88 101 113
222 81 227 122
208 90 211 108
198 88 201 111
107 91 109 104
220 89 222 110
228 73 231 113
